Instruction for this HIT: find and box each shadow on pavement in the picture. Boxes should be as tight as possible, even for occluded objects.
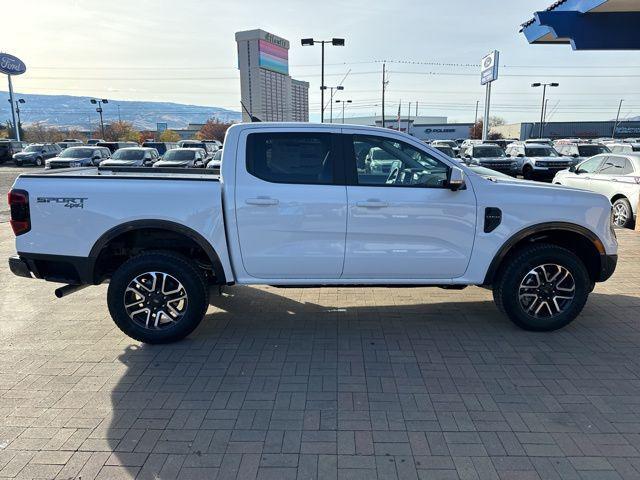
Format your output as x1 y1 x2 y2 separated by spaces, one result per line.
105 286 640 478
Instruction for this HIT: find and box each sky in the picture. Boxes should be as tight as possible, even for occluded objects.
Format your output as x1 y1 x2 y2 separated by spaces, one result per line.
2 0 640 125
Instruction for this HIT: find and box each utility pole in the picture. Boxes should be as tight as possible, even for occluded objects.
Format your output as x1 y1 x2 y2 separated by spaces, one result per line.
117 104 121 122
415 101 418 118
612 99 623 138
398 99 402 131
407 102 411 135
381 63 387 129
474 100 479 125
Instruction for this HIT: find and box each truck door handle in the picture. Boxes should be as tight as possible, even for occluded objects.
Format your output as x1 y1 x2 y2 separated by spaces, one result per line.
356 200 388 208
245 197 279 206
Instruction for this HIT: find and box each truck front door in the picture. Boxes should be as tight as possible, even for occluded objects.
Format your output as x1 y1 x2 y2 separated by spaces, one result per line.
235 129 347 279
342 132 477 280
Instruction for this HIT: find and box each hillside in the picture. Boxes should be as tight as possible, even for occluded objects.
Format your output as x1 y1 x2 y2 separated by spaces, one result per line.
0 92 241 130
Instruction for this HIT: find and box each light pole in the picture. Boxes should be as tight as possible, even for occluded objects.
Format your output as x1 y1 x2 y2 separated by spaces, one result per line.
335 99 352 123
322 85 344 123
90 99 109 138
612 99 623 139
531 82 558 138
7 98 25 134
301 38 345 123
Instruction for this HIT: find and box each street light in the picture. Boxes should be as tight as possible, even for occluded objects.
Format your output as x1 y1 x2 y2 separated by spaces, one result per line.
322 85 344 123
531 83 559 138
90 99 109 138
301 37 345 123
7 98 25 133
335 99 352 124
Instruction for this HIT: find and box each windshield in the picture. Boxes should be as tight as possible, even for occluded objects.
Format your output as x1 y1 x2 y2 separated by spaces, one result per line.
213 150 223 160
112 149 145 160
24 145 43 153
434 146 454 157
181 142 205 149
474 146 506 158
578 145 609 157
163 150 195 161
59 148 96 158
525 147 559 157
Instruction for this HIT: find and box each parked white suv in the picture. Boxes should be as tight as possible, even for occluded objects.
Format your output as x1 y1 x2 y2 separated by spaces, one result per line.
553 153 639 228
505 142 576 180
8 123 618 343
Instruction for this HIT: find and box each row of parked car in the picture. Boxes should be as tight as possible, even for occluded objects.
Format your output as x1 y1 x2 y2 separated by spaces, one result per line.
0 138 223 170
426 137 637 181
424 137 639 229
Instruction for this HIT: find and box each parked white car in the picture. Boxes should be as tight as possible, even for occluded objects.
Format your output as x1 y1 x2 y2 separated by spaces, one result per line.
505 142 576 180
8 123 618 343
553 153 639 228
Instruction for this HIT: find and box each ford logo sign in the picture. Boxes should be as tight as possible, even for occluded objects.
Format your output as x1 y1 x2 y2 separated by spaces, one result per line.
0 53 26 76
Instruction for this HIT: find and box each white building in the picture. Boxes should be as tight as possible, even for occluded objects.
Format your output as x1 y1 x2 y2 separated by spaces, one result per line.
235 29 309 122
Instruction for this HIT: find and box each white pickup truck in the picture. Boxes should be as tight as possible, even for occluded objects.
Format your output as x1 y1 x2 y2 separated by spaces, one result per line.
8 123 618 343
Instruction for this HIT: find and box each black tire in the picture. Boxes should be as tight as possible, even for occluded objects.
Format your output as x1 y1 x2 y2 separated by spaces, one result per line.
612 197 634 229
15 161 22 167
522 165 534 180
35 157 44 167
493 243 591 332
107 251 209 343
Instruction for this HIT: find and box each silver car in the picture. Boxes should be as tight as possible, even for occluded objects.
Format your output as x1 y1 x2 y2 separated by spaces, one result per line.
553 153 640 228
505 142 576 180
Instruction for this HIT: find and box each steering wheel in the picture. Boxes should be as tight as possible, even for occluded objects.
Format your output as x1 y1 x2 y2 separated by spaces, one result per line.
386 167 400 184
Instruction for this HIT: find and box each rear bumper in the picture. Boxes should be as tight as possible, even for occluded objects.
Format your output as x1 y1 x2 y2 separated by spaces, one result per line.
8 253 93 285
597 254 617 282
8 256 33 279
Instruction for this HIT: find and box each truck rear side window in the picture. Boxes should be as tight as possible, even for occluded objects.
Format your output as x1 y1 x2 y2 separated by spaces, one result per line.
247 133 334 185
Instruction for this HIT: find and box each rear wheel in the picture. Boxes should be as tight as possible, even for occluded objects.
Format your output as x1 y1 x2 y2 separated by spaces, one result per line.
107 251 209 343
35 157 43 167
493 243 591 331
612 197 633 229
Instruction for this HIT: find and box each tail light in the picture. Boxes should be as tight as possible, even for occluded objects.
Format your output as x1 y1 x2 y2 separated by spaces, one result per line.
7 189 31 236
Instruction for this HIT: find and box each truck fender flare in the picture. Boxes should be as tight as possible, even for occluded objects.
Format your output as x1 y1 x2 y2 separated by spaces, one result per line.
482 221 605 285
88 219 226 283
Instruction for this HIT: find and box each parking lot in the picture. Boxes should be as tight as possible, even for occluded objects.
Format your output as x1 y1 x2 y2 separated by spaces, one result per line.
0 165 638 479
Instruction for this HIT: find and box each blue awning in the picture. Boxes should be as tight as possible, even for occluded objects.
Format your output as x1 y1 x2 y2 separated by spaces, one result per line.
521 0 640 50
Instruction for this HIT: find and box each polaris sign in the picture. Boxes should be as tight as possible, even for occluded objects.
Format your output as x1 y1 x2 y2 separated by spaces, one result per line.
415 124 473 141
0 53 26 76
480 50 498 85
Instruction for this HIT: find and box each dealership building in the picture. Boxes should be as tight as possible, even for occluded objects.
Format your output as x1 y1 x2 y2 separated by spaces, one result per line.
493 120 640 140
342 116 473 141
235 29 309 122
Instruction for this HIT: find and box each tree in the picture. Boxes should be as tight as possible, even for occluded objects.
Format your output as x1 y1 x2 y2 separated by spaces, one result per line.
23 123 66 143
196 118 233 142
159 129 180 142
489 116 506 127
103 121 141 142
138 130 156 144
470 120 483 140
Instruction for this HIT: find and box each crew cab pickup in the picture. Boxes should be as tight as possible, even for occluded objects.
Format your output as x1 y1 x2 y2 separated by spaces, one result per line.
8 123 618 343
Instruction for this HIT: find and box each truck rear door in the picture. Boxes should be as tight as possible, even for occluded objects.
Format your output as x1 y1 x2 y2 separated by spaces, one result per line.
234 128 347 279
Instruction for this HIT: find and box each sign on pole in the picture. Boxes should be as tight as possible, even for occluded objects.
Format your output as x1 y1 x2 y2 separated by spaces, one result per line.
480 51 499 85
0 53 27 142
480 50 499 141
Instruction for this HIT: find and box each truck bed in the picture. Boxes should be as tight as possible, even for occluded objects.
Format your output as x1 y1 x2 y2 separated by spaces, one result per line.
20 165 219 181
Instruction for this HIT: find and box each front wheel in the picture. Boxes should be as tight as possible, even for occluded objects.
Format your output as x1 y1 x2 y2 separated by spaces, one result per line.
493 243 591 331
107 251 209 343
522 165 534 180
35 157 44 167
612 197 633 229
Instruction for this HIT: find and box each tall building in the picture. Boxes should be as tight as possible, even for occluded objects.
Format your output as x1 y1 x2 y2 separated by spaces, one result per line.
235 29 309 122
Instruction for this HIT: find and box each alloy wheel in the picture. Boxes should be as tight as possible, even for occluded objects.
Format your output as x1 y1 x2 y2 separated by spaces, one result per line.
518 263 575 318
612 203 629 227
124 271 188 329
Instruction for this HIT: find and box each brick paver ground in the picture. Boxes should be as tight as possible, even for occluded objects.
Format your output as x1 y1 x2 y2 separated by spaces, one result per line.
0 220 639 479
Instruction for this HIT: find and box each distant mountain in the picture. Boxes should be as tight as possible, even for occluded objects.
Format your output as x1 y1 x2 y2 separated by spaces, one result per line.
0 92 241 130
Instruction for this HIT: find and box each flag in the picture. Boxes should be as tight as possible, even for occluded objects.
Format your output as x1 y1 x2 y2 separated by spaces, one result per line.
397 100 401 131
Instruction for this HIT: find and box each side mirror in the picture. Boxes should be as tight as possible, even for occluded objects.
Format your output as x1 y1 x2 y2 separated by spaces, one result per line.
92 154 101 160
447 166 466 191
572 154 579 158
